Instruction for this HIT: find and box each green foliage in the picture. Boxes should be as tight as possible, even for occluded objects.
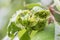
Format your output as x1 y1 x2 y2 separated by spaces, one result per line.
7 3 50 40
25 3 41 9
20 31 31 40
34 10 50 18
54 13 60 25
8 22 20 40
54 0 60 25
54 0 60 11
31 23 54 40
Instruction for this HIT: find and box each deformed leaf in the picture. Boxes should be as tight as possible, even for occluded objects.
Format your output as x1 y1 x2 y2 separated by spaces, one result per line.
8 22 20 38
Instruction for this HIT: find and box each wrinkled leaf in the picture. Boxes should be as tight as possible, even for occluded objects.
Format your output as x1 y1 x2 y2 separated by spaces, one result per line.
8 22 20 39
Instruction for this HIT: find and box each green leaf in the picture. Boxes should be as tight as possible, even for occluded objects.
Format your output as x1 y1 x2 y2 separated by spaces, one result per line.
35 10 50 18
31 23 55 40
54 0 60 11
8 22 20 38
20 31 31 40
30 30 38 38
25 3 41 9
18 29 26 38
53 13 60 25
